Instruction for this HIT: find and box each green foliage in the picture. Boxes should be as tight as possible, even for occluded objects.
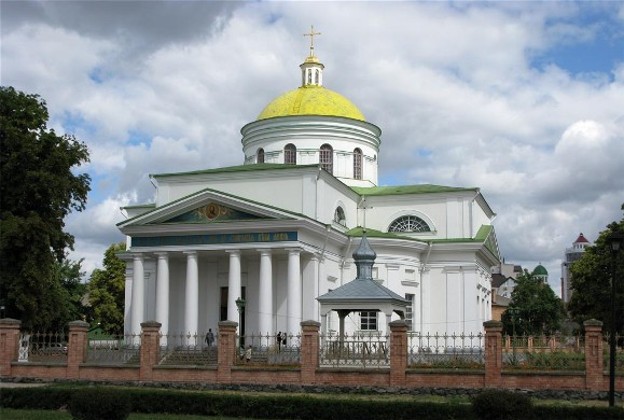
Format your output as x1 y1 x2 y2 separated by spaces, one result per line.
568 217 624 336
87 242 127 334
2 385 624 420
0 86 91 331
471 389 533 420
70 387 131 420
501 271 566 336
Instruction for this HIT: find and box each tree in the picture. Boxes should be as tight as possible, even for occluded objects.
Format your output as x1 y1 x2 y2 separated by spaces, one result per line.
0 86 91 330
501 271 565 336
87 243 127 335
568 213 624 335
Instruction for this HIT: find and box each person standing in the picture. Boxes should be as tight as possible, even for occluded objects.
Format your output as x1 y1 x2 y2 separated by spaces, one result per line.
205 329 215 346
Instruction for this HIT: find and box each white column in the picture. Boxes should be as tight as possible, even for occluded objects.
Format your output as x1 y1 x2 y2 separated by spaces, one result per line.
310 256 320 321
287 249 302 335
155 252 169 335
131 254 144 336
184 251 199 339
258 250 273 335
227 250 241 323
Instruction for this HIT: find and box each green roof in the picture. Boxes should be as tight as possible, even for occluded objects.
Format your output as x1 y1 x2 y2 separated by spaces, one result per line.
152 163 319 179
532 264 548 275
346 227 420 241
351 184 478 196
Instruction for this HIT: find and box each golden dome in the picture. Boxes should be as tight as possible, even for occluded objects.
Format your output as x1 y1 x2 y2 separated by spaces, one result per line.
257 85 366 122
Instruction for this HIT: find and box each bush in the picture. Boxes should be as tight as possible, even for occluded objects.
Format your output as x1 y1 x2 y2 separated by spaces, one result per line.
471 389 533 420
69 387 131 420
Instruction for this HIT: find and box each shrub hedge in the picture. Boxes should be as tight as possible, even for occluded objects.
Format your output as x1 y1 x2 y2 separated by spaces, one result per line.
1 385 622 420
69 387 131 420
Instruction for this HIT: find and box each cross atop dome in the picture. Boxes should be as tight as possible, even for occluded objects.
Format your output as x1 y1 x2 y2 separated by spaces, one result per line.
303 25 321 58
300 25 324 87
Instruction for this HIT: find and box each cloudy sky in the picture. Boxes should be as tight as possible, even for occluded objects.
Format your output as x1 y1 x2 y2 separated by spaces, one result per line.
2 1 623 294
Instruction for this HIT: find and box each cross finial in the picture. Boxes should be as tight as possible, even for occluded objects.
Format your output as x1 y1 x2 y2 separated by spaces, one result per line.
303 25 321 57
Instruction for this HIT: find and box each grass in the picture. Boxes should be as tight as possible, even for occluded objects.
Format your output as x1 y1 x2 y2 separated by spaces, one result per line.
0 409 248 420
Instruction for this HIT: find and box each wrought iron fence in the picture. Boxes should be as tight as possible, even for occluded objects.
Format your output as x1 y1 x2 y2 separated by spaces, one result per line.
320 331 389 367
87 334 141 365
407 332 484 369
502 334 585 370
18 332 68 363
235 332 300 366
158 332 218 366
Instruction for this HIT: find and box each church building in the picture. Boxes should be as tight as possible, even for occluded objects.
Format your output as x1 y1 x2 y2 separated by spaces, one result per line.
118 31 500 340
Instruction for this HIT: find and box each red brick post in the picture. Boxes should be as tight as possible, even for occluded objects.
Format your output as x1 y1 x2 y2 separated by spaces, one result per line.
583 319 604 390
0 319 21 377
67 320 89 379
484 320 503 388
389 320 408 387
217 321 238 384
140 321 162 382
300 320 320 384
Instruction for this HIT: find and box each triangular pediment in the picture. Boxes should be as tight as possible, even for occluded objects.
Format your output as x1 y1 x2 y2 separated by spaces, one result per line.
118 187 298 230
156 202 265 224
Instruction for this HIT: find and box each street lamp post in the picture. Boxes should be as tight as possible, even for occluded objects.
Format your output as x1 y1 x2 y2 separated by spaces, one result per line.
606 232 624 408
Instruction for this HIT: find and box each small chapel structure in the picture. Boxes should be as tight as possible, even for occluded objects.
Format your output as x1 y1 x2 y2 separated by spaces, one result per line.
118 29 500 339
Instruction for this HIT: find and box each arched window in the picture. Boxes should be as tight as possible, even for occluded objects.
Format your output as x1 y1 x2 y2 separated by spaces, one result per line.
257 148 264 164
284 143 297 165
333 207 346 226
319 144 333 174
353 148 362 180
388 215 431 233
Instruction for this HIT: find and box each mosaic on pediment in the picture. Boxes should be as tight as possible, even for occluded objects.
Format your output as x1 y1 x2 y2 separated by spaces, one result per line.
160 203 264 224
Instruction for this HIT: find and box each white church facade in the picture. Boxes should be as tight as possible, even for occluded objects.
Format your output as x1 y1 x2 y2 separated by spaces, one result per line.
118 36 500 340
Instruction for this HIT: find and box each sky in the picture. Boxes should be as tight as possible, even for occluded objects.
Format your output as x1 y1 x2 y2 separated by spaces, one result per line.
2 1 623 295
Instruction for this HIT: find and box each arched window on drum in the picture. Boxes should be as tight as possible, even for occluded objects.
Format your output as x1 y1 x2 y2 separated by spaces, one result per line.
353 148 362 180
320 144 333 174
284 144 297 165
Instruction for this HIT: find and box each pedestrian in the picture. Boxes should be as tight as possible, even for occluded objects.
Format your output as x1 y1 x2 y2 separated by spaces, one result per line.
276 331 282 351
245 345 252 363
205 329 214 346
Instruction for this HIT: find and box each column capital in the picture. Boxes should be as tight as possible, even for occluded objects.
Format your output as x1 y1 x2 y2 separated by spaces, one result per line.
183 250 197 256
225 249 241 256
257 249 272 256
154 251 169 258
286 248 302 255
132 253 144 261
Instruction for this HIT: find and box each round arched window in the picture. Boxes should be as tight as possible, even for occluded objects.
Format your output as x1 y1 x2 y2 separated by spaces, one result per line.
334 207 346 226
388 216 430 233
257 148 265 164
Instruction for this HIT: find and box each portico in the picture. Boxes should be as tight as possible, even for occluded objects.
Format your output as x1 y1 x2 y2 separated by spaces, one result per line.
122 243 314 338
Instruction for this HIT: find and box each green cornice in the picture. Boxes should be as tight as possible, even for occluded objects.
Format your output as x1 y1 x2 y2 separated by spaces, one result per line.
351 184 478 197
152 163 320 179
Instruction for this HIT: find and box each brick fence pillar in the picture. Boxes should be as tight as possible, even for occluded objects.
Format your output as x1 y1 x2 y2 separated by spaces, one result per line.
67 320 89 379
300 320 320 385
389 320 408 387
484 320 503 388
140 321 162 382
217 321 238 384
0 319 21 377
583 319 604 390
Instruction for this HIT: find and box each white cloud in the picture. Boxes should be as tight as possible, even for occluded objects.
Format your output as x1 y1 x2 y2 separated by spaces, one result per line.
3 1 623 295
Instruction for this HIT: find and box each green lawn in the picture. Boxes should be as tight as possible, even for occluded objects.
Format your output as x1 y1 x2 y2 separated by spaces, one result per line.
0 409 249 420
